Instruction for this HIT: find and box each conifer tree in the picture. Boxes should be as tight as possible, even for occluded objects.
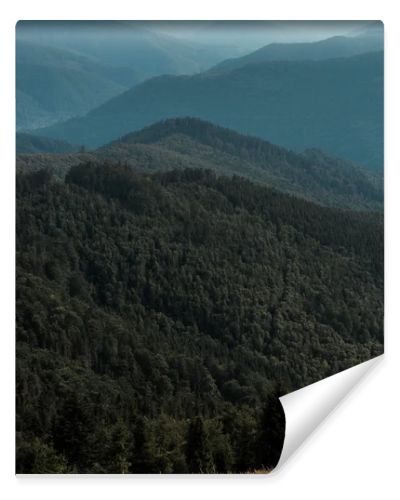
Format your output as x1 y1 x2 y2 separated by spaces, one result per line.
185 417 215 473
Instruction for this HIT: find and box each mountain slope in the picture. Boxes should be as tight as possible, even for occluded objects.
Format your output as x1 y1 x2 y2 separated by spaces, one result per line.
16 89 58 131
16 163 383 472
16 40 138 88
16 23 244 131
17 118 383 211
17 21 241 79
211 33 383 72
99 118 383 210
16 133 79 154
38 52 384 171
16 42 127 130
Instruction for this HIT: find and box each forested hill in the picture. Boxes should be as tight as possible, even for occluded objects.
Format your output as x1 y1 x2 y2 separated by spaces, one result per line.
101 118 382 209
16 163 383 473
37 52 383 171
17 118 383 211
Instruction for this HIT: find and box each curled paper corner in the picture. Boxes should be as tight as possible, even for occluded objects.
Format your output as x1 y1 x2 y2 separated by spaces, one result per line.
271 355 383 472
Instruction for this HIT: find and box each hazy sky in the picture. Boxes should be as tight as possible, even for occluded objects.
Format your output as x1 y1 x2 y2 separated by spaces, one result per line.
17 20 382 54
150 20 381 45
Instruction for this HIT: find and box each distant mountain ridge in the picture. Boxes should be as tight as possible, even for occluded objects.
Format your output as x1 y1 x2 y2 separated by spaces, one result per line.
16 21 242 79
16 21 246 130
211 33 383 73
37 52 383 171
17 118 383 211
16 42 127 130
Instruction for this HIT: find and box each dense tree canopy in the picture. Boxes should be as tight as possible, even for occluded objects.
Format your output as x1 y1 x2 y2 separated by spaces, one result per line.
16 163 383 473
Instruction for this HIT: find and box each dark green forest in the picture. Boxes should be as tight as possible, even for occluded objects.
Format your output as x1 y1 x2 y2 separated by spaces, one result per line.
16 163 383 473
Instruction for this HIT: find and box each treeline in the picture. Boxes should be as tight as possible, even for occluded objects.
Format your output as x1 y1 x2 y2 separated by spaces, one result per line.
16 163 383 473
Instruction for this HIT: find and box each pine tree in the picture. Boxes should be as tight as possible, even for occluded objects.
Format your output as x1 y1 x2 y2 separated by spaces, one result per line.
185 417 214 473
131 417 157 473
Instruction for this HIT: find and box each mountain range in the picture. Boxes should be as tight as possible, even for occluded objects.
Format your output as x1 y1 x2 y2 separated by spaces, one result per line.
36 51 383 171
212 32 383 72
17 118 383 211
16 42 127 130
15 21 384 474
16 21 244 130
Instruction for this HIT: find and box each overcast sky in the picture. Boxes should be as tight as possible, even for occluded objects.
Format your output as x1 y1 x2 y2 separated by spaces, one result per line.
16 20 383 57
